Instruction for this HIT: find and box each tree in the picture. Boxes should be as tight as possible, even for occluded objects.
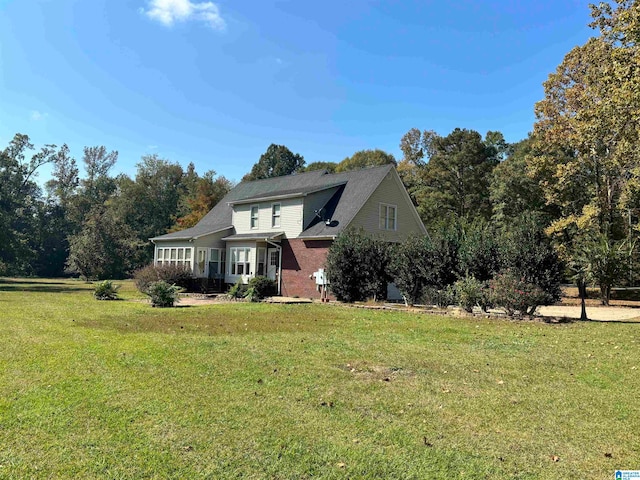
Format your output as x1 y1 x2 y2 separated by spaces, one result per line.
532 2 640 242
573 232 634 306
325 229 391 302
497 215 564 304
303 161 337 173
172 170 232 230
243 144 305 181
66 209 137 280
411 128 500 225
490 137 552 227
458 219 501 282
110 155 187 267
335 149 396 172
0 134 57 274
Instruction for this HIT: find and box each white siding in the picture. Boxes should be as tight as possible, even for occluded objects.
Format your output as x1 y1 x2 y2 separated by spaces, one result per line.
350 170 425 242
233 198 303 237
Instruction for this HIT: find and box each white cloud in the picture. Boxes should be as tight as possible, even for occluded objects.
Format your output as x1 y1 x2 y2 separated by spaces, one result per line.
30 110 48 121
142 0 226 30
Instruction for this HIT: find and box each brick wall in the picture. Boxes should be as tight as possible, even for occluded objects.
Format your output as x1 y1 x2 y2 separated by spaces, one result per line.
280 239 334 299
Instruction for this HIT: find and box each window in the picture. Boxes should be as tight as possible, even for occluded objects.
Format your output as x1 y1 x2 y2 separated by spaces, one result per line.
230 247 251 275
379 203 397 231
256 248 266 276
271 203 281 228
250 205 259 229
209 248 226 276
156 247 192 268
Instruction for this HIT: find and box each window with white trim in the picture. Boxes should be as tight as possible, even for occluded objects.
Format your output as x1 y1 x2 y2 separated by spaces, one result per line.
379 203 397 231
230 247 251 275
156 247 192 267
271 203 281 228
250 205 259 229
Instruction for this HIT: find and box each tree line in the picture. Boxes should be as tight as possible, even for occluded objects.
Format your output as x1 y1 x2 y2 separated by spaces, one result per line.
0 136 230 279
2 1 639 303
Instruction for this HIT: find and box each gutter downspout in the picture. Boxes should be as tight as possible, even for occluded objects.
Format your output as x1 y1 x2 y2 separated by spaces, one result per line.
266 239 282 295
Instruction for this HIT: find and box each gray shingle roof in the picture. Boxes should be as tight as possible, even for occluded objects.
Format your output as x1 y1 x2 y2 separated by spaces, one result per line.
151 164 394 241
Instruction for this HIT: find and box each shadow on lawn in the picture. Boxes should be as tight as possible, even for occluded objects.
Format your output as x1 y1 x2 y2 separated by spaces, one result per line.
0 278 91 293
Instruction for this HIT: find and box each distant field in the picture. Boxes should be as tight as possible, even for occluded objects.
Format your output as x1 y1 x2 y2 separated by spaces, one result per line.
0 278 638 479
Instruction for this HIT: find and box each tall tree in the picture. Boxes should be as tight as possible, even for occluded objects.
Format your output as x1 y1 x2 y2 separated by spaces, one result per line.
172 170 232 230
0 134 57 274
490 137 553 227
243 144 305 181
412 128 500 225
335 149 396 172
530 1 640 296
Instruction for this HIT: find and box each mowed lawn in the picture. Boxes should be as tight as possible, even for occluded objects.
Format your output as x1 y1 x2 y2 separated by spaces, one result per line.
0 279 638 479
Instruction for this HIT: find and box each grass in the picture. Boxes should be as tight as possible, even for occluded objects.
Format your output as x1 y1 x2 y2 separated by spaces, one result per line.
0 278 639 479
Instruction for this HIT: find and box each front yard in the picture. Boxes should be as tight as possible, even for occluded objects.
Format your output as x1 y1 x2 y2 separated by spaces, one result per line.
0 278 638 479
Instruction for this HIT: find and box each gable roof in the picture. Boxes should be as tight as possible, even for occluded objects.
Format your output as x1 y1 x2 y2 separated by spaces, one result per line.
151 164 398 241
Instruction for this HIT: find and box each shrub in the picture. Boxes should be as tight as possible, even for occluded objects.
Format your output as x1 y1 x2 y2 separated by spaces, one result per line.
454 276 486 312
247 276 277 299
145 280 182 307
326 229 391 302
421 285 456 308
498 216 563 303
488 271 548 316
134 264 193 293
93 280 120 300
228 280 247 299
244 286 259 302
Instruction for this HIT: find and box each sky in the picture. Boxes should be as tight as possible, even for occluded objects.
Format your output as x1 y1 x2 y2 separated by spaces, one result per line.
0 0 594 184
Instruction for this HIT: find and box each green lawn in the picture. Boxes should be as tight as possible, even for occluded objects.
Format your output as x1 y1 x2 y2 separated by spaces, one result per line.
0 278 638 479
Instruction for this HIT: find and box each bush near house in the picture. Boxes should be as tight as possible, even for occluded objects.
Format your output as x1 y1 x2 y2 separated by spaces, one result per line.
133 264 193 294
247 276 277 299
145 280 182 307
326 229 391 302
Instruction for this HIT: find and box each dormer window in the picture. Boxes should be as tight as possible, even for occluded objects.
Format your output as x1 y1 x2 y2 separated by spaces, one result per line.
379 203 397 231
272 203 281 228
250 205 259 229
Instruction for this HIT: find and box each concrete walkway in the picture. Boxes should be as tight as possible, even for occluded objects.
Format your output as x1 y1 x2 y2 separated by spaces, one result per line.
537 305 640 322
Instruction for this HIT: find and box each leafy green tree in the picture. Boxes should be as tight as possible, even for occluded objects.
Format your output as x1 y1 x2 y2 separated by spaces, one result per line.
388 226 460 306
0 134 57 274
110 155 187 266
400 128 501 226
458 219 501 282
498 215 564 304
490 137 553 227
326 229 391 302
303 161 337 173
243 144 305 181
335 149 396 172
66 209 137 280
573 232 634 305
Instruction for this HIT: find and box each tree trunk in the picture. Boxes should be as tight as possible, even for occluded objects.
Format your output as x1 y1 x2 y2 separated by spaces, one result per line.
579 279 589 321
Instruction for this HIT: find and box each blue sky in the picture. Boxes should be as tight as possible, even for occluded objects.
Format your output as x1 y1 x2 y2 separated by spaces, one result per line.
1 0 593 184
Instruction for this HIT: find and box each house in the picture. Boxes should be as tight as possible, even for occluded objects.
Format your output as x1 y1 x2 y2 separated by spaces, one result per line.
150 164 426 298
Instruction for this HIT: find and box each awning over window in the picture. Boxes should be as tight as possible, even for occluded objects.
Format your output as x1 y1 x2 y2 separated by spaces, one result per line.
221 232 285 241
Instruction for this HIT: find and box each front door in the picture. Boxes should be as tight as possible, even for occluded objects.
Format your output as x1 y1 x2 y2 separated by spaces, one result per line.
196 248 208 277
267 248 279 281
